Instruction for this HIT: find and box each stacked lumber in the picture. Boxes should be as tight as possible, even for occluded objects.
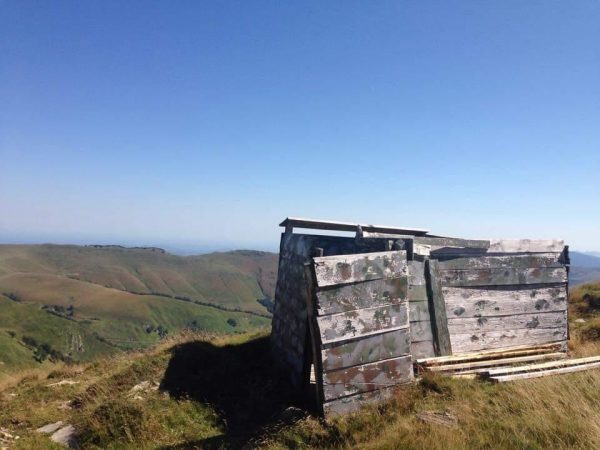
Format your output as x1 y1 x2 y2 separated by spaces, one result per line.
415 343 566 378
481 356 600 382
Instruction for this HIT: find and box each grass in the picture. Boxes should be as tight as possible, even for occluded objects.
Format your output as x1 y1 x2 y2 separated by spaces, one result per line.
1 266 599 449
0 244 275 377
0 327 598 449
0 244 278 314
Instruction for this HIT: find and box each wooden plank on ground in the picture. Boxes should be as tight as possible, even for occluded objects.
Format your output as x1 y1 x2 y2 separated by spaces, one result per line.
321 328 410 371
443 286 567 319
439 267 567 287
484 355 600 376
417 342 564 365
425 353 567 372
488 239 565 253
450 329 567 353
322 356 413 401
313 251 407 287
315 277 408 316
316 303 409 345
489 362 600 382
437 254 563 270
426 259 452 356
447 311 567 334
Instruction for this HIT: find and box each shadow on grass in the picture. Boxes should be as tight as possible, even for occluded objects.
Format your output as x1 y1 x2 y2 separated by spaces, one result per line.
159 335 310 449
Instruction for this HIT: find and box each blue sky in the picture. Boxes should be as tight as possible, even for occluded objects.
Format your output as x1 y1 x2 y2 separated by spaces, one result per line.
1 1 599 252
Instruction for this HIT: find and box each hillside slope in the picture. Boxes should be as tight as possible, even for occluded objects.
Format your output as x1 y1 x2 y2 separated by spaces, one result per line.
0 245 276 378
0 330 598 450
0 245 278 314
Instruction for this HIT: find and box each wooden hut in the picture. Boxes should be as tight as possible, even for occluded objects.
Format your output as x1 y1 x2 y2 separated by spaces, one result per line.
270 218 569 417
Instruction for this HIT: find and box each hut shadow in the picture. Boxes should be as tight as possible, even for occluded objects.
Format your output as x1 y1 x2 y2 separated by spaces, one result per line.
158 335 309 449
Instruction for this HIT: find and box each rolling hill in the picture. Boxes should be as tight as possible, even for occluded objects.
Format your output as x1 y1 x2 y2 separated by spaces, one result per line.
0 245 277 378
569 251 600 286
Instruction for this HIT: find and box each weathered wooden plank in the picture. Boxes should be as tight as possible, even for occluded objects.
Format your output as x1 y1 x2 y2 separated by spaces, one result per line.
489 362 600 382
417 342 564 365
322 385 400 418
414 236 490 249
484 355 600 376
303 264 325 412
322 356 413 401
409 300 431 322
447 311 567 334
321 328 411 371
425 353 567 372
408 261 426 286
313 251 407 287
488 239 565 253
437 254 563 270
315 277 408 316
439 267 567 287
450 329 566 354
427 260 452 356
280 217 429 236
443 286 567 319
317 303 409 345
410 320 433 342
411 340 436 359
408 284 428 301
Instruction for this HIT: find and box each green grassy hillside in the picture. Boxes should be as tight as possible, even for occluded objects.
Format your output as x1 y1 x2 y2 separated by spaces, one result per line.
0 245 276 379
0 330 598 450
0 245 277 314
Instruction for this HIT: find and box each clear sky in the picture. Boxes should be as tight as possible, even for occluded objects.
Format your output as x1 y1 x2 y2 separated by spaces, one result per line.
1 1 599 252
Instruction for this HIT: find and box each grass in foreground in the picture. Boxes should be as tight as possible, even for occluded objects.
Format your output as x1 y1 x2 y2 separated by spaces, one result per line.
0 330 599 449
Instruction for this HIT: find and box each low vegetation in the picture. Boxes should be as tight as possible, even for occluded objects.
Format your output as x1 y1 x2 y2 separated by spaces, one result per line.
1 281 599 449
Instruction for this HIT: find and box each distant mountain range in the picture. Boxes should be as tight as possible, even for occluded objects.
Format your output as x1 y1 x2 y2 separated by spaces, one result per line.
0 244 277 377
569 251 600 286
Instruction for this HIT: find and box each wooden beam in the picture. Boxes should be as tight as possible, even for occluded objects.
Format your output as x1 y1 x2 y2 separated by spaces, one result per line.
417 342 564 365
425 353 567 372
426 259 452 356
437 254 564 270
488 362 600 382
488 239 565 253
484 355 600 377
279 217 429 236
